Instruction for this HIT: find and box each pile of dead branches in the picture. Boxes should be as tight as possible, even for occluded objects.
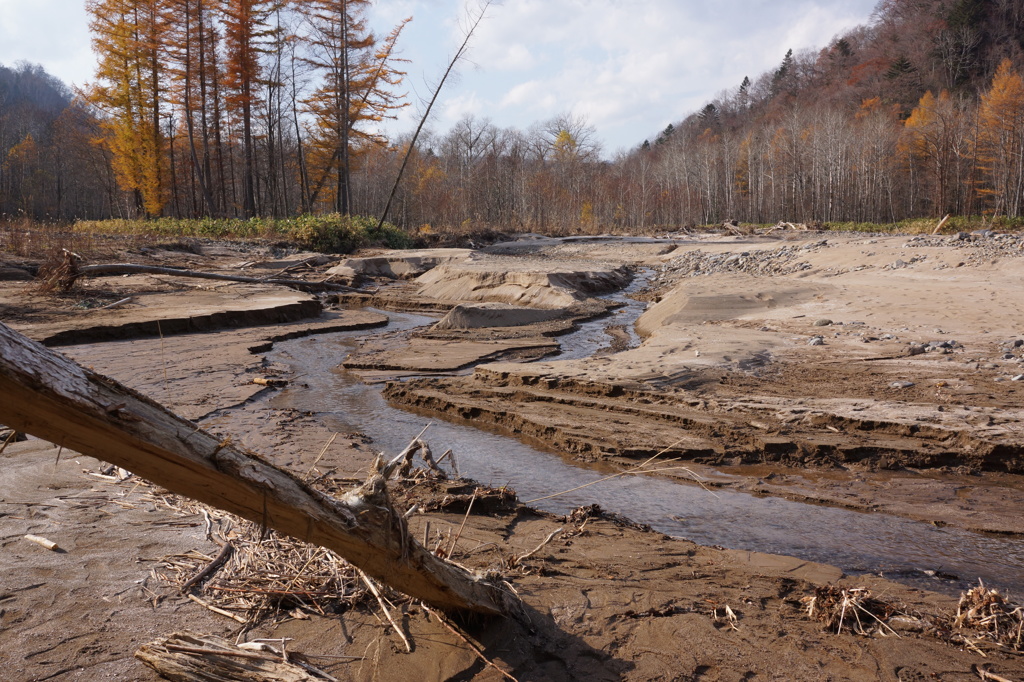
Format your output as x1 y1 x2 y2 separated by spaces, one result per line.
133 434 472 628
939 582 1023 655
801 585 902 636
153 513 368 627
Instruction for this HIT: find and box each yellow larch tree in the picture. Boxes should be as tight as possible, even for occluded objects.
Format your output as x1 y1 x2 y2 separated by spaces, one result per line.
85 0 169 217
977 58 1024 217
300 0 409 214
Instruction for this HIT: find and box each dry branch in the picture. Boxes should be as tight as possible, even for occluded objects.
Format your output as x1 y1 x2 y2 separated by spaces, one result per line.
136 632 322 681
0 321 506 616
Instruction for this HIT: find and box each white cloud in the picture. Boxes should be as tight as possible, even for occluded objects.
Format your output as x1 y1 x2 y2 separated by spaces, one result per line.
428 0 878 151
0 0 93 86
0 0 879 152
441 90 486 121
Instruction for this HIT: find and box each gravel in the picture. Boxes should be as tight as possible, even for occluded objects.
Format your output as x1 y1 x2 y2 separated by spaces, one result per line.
652 240 831 284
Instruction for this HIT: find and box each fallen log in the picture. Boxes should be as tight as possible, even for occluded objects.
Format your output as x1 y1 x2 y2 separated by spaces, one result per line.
55 261 353 293
0 321 506 616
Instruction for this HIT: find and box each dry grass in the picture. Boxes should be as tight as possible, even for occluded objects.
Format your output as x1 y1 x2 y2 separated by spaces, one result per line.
124 480 371 629
0 218 145 261
112 444 487 631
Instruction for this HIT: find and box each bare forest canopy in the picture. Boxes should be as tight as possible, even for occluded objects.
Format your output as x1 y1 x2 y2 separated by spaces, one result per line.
0 0 1023 232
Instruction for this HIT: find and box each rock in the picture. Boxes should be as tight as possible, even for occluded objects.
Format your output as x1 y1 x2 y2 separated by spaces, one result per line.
808 336 825 346
907 344 927 356
1013 375 1024 381
813 319 832 327
890 381 915 389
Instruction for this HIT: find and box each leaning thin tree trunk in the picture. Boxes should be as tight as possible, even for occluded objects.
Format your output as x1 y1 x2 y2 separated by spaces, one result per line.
0 322 506 616
375 1 492 230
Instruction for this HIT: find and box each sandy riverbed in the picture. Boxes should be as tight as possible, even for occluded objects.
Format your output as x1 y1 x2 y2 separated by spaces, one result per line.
2 232 1024 680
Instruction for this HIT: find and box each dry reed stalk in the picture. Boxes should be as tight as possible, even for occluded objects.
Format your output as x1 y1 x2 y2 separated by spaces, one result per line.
421 604 519 682
114 435 479 630
944 581 1024 653
525 436 714 504
801 585 901 637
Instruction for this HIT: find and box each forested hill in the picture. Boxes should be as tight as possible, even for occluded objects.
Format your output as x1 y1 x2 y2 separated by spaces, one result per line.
662 0 1023 139
627 0 1024 226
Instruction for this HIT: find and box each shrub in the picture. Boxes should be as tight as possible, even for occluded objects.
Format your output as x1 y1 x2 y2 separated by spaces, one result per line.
285 214 411 253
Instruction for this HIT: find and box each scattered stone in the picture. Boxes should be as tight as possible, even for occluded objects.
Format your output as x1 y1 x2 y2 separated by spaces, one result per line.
813 319 833 327
890 381 915 389
653 241 833 282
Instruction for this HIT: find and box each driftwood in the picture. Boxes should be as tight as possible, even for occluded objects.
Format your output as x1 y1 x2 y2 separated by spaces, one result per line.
136 632 324 681
0 321 506 616
39 252 350 293
75 263 354 293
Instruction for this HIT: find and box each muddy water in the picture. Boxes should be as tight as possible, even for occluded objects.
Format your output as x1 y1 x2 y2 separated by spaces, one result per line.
553 271 649 359
268 311 1024 596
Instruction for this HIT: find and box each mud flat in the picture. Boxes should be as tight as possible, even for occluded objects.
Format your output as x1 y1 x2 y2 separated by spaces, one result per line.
2 235 1024 680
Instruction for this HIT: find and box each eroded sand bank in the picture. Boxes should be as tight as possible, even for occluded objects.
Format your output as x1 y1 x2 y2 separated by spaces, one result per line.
2 234 1024 680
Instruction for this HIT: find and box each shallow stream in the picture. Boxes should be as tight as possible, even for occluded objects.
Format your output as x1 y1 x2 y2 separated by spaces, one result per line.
267 300 1024 597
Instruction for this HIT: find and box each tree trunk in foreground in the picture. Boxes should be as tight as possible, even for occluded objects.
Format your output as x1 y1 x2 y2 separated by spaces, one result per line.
0 321 505 616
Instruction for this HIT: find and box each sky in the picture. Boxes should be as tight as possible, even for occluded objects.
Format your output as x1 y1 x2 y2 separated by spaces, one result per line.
0 0 880 156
